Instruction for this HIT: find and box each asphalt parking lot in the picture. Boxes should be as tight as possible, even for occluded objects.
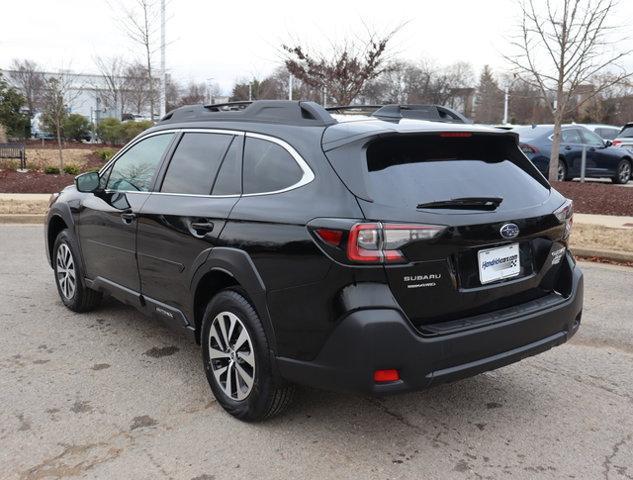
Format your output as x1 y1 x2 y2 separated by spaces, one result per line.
1 225 632 480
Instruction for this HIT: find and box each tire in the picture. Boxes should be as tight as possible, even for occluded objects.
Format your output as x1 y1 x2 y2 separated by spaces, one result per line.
201 288 295 421
53 230 102 312
612 159 632 184
557 160 568 181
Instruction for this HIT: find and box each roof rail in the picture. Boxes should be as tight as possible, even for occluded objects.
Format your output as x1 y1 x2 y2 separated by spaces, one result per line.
159 100 337 126
325 105 383 114
373 104 470 124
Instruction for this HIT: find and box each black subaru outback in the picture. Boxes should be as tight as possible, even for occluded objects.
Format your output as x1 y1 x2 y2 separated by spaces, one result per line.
45 101 583 421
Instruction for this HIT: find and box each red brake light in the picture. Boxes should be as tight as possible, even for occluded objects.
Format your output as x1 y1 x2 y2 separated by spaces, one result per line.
612 139 622 146
520 143 538 154
439 132 472 138
315 228 343 247
347 223 445 264
347 223 382 263
374 369 400 383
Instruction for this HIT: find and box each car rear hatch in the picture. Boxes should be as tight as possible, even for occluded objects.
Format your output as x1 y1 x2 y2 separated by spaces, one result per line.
323 127 572 333
614 123 633 150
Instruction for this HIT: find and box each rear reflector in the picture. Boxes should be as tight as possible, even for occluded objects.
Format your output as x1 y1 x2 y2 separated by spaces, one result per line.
315 228 343 247
374 369 400 383
439 132 472 138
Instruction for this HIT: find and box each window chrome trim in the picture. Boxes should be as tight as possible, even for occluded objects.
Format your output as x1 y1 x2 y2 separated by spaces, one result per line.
98 128 315 198
242 132 315 197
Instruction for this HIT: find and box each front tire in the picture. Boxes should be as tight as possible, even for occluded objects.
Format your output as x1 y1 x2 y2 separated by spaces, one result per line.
612 159 632 184
53 230 102 312
201 289 295 421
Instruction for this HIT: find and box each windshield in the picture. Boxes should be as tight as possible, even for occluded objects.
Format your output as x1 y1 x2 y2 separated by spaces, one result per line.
512 126 552 141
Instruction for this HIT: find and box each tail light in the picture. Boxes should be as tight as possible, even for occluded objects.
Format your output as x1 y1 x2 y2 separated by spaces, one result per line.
612 139 622 147
554 199 573 241
520 143 539 154
347 223 445 264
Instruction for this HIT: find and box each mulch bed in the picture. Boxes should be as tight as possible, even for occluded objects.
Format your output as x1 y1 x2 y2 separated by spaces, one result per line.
0 170 74 193
551 181 633 217
0 146 114 193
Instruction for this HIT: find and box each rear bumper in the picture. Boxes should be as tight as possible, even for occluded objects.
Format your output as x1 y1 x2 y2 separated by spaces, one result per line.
277 259 583 395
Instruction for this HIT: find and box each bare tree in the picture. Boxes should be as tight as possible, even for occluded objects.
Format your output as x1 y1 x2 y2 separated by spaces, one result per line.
282 27 401 105
506 0 632 181
8 59 45 116
115 0 160 119
40 71 82 170
94 56 127 117
121 62 155 116
180 81 206 105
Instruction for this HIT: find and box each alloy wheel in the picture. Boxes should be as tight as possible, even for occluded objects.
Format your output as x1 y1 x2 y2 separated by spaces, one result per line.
557 164 566 181
619 162 631 183
208 311 255 401
56 243 76 300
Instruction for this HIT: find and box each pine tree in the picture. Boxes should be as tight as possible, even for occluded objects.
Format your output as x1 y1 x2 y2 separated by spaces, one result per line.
475 66 504 124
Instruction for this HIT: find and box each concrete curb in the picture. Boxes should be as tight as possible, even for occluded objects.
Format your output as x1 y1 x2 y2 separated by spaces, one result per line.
572 247 633 263
0 214 45 224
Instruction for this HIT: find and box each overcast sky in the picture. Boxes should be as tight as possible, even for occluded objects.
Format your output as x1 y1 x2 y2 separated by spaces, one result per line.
2 0 632 94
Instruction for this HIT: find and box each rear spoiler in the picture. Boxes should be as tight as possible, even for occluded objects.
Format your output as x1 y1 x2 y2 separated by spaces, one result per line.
326 104 471 124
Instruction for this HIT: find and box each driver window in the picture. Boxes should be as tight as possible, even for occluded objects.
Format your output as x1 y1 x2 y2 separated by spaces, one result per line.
106 133 174 192
580 129 605 147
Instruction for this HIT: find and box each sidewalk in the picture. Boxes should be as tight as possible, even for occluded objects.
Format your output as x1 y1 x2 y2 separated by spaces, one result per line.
574 213 633 229
0 193 51 201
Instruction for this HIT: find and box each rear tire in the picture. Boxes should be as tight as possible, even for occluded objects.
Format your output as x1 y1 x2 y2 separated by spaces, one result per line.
557 160 568 181
612 159 631 184
201 288 295 421
53 230 102 312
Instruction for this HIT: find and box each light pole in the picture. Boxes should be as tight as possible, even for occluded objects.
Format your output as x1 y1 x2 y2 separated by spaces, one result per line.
159 0 166 118
502 74 518 125
206 77 215 105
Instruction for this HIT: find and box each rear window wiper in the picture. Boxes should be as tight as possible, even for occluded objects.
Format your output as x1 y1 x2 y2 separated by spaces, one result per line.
416 197 503 211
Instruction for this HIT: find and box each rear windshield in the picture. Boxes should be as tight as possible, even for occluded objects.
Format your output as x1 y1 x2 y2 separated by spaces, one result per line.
619 126 633 138
511 125 551 141
341 135 549 210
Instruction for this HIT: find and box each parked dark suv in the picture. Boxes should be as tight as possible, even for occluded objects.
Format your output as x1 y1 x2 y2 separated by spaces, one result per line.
45 101 583 421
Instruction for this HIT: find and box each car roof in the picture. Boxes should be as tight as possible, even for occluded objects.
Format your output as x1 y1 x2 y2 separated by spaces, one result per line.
322 118 512 151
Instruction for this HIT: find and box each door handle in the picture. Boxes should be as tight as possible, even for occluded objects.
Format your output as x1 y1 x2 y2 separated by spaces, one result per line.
190 220 214 236
564 145 572 150
121 211 136 224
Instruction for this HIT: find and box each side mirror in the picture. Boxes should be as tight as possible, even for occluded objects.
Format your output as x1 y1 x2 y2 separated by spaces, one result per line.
605 140 613 147
75 171 100 193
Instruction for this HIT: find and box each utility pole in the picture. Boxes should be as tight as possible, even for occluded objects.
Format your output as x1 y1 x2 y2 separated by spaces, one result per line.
503 86 509 124
248 81 252 101
288 74 293 101
159 0 166 118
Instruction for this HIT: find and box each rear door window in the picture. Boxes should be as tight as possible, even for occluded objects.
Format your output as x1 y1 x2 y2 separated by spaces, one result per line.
161 132 233 195
243 137 303 194
561 129 582 144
